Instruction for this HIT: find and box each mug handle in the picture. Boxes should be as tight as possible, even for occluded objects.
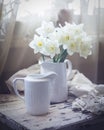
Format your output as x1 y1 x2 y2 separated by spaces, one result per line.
13 77 25 100
64 59 72 80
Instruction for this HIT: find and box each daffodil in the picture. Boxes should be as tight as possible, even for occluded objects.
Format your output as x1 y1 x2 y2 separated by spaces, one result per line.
44 39 60 58
29 35 46 54
29 21 92 62
36 21 55 37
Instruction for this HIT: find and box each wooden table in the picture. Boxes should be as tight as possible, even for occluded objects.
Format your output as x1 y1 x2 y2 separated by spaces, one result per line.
0 94 104 130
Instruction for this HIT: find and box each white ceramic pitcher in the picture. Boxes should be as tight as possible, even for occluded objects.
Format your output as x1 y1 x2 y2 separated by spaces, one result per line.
13 72 56 116
40 59 72 103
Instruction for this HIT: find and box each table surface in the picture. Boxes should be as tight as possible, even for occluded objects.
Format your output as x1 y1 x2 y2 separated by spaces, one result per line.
0 94 104 130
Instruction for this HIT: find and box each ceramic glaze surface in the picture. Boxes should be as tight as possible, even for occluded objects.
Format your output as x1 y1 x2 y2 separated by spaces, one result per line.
40 60 72 103
13 72 56 115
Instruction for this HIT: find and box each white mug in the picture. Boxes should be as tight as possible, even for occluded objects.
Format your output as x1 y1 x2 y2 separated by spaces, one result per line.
13 73 56 116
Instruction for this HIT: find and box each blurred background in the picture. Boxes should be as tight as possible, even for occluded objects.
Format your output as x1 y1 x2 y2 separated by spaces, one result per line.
0 0 104 93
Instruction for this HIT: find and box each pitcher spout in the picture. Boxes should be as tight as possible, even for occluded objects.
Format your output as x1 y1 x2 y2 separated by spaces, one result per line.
28 72 57 81
43 71 57 80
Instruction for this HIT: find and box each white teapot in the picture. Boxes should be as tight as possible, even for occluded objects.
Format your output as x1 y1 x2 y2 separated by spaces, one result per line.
13 72 56 116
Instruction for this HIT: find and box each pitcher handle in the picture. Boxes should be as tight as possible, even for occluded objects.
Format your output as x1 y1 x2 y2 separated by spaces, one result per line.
64 59 72 80
13 77 25 100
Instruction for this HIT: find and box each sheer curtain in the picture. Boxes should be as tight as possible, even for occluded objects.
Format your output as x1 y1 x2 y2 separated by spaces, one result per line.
1 0 104 93
0 0 19 92
0 0 19 75
76 0 104 83
6 0 103 84
71 0 100 83
45 0 104 83
56 0 104 83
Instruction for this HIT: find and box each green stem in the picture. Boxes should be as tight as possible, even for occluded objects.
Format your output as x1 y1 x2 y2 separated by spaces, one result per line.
58 49 68 62
42 54 45 62
53 54 59 62
53 56 56 62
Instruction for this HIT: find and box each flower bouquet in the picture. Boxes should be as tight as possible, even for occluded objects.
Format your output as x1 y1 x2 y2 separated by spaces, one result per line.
29 21 92 103
29 21 92 62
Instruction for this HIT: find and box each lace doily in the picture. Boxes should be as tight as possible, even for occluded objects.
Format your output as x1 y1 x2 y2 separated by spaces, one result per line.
72 93 104 115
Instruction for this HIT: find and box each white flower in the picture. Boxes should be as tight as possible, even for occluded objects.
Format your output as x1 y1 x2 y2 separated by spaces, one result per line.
66 41 79 55
29 21 92 62
29 35 46 54
36 21 55 37
79 37 92 59
64 22 84 34
44 39 60 58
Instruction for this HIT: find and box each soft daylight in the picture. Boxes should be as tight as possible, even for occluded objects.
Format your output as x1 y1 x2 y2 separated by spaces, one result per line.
0 0 104 130
29 21 92 62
